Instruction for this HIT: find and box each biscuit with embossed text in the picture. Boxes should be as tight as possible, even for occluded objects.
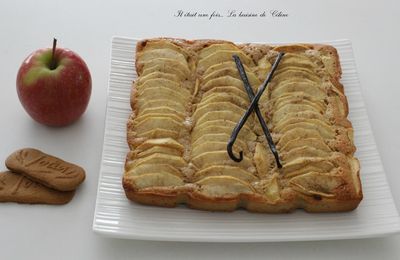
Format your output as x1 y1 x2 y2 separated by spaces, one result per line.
0 171 75 204
5 148 85 191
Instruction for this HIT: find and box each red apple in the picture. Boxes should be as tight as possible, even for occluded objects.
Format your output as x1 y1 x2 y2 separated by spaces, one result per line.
16 39 91 127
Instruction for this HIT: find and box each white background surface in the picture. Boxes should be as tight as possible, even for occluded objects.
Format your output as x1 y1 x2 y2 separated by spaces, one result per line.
0 0 399 259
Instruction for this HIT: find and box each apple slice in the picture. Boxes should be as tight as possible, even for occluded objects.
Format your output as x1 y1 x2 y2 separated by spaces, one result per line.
199 43 239 59
278 121 335 140
135 128 180 140
136 87 188 107
191 124 256 143
272 103 322 123
196 176 255 197
142 64 188 81
282 157 335 178
193 119 255 141
200 92 249 109
126 172 184 190
279 138 331 153
136 71 180 85
193 165 258 183
136 138 184 153
281 146 331 164
278 128 325 148
142 40 191 59
202 86 248 101
195 111 252 127
192 133 246 150
201 76 245 92
191 151 253 170
204 61 252 77
135 146 182 158
289 172 345 198
141 58 190 77
125 163 183 178
137 48 188 67
202 67 260 88
193 102 246 122
132 117 183 134
134 99 187 114
191 141 247 158
278 56 316 73
139 107 186 120
274 111 328 128
254 55 272 80
135 78 191 98
271 81 325 100
133 113 183 125
198 50 254 73
126 153 187 170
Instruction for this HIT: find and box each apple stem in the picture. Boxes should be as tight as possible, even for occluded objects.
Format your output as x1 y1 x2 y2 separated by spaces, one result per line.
50 38 57 70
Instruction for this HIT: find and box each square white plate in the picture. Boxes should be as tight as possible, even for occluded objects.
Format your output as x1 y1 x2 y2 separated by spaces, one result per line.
92 36 400 242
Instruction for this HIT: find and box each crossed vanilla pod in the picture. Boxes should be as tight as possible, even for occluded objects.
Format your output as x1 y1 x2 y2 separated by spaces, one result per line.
227 53 284 168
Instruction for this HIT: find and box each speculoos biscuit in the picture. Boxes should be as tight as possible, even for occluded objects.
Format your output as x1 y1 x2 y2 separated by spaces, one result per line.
0 171 75 204
5 148 85 191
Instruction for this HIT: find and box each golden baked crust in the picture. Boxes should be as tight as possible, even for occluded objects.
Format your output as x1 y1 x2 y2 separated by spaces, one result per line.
123 38 363 213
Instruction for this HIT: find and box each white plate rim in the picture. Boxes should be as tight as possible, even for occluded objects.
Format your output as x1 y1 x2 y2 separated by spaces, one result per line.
92 36 400 242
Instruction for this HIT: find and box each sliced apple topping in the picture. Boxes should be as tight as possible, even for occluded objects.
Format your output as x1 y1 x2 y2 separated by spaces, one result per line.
253 143 274 178
191 124 256 143
202 67 260 88
128 172 184 190
270 81 326 100
289 172 345 198
137 48 188 68
135 78 190 96
198 50 254 73
133 117 183 134
133 113 183 125
135 99 187 114
277 53 316 70
204 61 252 77
192 150 253 170
202 86 249 101
191 141 247 158
126 153 187 171
201 76 246 93
281 157 335 178
279 138 331 153
200 92 249 109
123 39 360 212
195 111 248 127
254 55 272 80
142 63 188 81
142 40 191 60
135 128 180 140
281 146 331 164
141 58 190 77
193 165 258 183
136 71 180 85
136 87 189 105
199 43 241 59
136 138 184 154
193 102 246 122
125 163 183 179
196 176 255 196
139 107 186 120
272 103 323 124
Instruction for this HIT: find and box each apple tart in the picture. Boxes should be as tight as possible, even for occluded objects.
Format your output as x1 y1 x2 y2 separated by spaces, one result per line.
123 38 362 212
